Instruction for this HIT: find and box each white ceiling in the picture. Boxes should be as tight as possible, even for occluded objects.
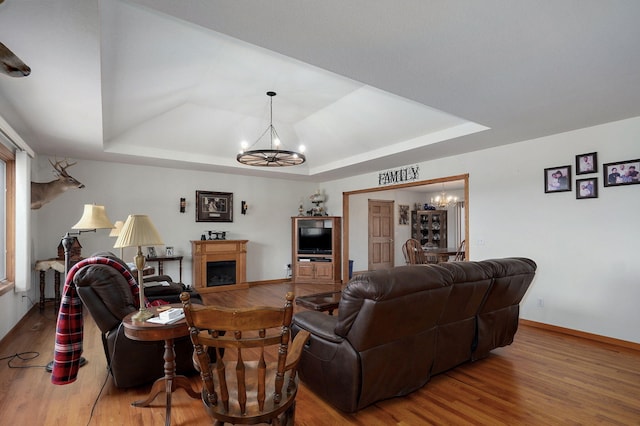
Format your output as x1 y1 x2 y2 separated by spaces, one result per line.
1 0 640 181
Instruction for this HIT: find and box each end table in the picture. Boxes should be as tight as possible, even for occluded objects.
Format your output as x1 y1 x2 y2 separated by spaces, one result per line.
122 306 199 426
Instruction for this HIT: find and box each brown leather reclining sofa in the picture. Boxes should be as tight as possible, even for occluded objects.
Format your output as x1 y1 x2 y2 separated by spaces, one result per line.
291 257 536 412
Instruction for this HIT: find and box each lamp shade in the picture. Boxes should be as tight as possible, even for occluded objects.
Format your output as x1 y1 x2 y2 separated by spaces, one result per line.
113 215 164 248
72 204 114 230
108 220 124 237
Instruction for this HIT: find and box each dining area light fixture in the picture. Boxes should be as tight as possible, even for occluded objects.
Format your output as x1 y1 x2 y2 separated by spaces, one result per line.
237 91 306 167
431 184 458 209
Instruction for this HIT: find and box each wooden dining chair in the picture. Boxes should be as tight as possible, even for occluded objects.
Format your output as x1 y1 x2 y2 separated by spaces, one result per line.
453 239 466 261
403 239 427 264
181 291 310 425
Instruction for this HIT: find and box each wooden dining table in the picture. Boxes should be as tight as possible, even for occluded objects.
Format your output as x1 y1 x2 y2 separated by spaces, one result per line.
423 247 465 261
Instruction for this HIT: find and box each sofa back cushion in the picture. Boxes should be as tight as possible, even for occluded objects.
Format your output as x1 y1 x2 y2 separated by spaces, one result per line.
335 265 453 350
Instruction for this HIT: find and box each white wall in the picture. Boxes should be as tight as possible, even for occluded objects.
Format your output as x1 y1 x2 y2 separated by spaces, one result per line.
30 159 317 294
325 116 640 344
2 116 638 345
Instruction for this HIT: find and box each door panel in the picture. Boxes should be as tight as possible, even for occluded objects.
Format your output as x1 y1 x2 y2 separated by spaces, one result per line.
368 200 394 270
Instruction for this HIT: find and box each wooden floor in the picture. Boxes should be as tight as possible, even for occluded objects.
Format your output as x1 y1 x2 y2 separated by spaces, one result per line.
1 282 639 425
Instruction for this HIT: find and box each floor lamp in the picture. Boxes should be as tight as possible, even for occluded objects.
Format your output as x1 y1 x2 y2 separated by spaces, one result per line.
47 204 115 372
113 214 164 322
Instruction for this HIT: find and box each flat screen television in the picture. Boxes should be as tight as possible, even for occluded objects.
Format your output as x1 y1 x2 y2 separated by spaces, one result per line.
298 227 332 254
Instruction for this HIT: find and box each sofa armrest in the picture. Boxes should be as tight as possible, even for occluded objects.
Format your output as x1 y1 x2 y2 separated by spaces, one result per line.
293 311 344 344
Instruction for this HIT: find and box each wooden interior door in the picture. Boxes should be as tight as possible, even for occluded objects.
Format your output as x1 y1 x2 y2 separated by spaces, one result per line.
368 199 394 270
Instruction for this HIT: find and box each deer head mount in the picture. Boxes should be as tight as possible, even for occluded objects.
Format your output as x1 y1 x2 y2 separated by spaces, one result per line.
31 159 85 210
1 0 31 78
0 41 30 78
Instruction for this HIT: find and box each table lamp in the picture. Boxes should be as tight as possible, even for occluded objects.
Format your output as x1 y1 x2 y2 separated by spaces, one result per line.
113 215 164 322
108 220 125 258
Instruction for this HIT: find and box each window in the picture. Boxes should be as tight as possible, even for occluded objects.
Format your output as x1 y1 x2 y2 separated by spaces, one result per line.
0 142 15 295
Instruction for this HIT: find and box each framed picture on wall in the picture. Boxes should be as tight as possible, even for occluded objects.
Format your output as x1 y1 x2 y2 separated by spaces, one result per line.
603 159 640 187
544 165 572 193
575 152 597 175
576 177 598 199
398 204 409 225
196 190 233 222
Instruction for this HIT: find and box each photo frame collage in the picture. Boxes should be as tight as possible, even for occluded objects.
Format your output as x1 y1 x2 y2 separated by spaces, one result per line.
545 152 639 200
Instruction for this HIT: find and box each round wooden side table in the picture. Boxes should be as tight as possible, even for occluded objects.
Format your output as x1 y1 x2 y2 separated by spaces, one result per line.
122 306 199 426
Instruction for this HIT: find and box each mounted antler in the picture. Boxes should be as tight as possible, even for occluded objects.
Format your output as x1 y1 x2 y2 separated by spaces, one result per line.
50 158 77 177
31 158 85 209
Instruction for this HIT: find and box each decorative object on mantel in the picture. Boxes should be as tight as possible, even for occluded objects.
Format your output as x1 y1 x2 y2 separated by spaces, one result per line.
603 158 639 187
309 190 327 216
31 158 85 209
207 231 226 240
196 190 233 222
430 184 458 208
236 91 306 167
114 214 164 322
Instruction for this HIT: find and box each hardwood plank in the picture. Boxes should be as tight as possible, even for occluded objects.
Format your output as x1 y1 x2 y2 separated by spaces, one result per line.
0 284 638 425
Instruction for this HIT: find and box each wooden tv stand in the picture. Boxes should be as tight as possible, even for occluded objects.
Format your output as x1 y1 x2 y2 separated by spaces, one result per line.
291 216 341 285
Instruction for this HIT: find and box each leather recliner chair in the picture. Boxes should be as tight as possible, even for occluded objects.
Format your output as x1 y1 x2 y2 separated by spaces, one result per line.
73 252 201 388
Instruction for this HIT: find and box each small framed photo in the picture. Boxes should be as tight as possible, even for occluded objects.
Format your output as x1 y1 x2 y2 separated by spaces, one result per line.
544 165 572 193
576 152 597 175
576 177 598 199
603 159 640 187
196 190 233 222
398 204 409 225
146 246 157 258
165 246 174 256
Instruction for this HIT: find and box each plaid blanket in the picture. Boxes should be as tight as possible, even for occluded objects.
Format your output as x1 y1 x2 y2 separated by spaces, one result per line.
51 256 147 385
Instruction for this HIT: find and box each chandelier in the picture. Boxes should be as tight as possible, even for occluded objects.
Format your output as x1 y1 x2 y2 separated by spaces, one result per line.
237 91 306 167
430 184 458 209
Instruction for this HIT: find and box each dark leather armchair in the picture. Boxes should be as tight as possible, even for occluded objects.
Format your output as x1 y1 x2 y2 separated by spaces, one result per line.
73 252 200 388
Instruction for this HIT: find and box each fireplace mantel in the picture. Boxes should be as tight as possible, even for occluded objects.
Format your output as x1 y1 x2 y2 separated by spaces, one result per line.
191 240 248 293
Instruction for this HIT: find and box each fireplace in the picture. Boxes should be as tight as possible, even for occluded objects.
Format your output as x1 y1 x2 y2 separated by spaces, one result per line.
191 240 247 293
206 260 236 286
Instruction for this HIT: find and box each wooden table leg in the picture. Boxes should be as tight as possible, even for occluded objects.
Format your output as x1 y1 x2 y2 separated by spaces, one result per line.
39 271 45 311
132 338 199 426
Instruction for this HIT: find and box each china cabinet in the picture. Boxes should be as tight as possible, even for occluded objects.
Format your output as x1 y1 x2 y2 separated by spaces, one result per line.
410 210 447 248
